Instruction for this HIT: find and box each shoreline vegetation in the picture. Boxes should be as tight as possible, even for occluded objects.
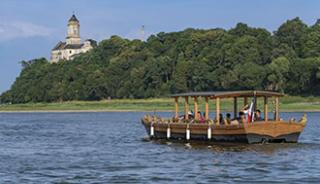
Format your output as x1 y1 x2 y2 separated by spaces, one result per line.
1 96 320 112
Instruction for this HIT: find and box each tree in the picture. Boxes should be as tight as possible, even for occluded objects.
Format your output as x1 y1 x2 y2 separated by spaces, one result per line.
286 58 320 94
172 53 189 93
266 57 290 92
275 17 308 57
303 21 320 57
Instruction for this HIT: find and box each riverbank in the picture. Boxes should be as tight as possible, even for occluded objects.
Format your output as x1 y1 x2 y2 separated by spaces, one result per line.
1 96 320 112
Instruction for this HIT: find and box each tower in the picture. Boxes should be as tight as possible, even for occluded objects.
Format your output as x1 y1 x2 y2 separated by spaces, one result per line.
51 14 96 63
66 14 81 44
140 25 145 41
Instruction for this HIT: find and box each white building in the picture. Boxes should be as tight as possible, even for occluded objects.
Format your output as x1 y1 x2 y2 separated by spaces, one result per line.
51 14 97 63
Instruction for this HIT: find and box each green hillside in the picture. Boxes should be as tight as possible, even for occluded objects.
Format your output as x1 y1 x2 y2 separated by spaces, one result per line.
1 17 320 104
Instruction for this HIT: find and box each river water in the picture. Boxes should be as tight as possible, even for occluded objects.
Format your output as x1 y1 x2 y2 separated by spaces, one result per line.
0 112 319 183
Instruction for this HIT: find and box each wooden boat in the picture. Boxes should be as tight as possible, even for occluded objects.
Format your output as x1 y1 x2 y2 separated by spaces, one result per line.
141 91 307 144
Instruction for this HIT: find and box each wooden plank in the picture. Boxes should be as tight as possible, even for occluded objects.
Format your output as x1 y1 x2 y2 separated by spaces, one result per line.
205 97 209 120
194 97 198 120
174 97 179 119
185 97 189 120
216 97 220 123
264 96 268 122
233 97 237 119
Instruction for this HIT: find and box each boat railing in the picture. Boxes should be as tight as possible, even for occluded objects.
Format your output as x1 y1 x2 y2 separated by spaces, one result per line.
143 114 240 126
143 114 307 126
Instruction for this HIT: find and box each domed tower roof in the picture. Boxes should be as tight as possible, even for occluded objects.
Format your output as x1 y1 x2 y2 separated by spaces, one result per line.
68 14 79 22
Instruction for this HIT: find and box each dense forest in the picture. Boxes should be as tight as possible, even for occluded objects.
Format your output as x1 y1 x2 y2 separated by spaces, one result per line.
1 17 320 104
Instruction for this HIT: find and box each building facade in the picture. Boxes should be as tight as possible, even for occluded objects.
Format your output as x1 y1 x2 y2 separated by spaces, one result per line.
51 14 97 63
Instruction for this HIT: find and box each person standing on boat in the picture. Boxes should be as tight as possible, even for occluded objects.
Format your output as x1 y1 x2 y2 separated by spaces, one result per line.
240 105 249 122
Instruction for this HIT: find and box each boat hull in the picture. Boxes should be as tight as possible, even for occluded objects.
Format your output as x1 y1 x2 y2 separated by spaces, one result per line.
141 118 305 144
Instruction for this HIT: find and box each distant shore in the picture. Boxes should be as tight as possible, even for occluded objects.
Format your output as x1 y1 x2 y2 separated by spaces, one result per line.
0 109 319 113
1 96 320 113
0 109 170 113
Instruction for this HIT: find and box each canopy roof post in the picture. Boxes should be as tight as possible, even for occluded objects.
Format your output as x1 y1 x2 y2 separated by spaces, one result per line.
254 96 258 110
174 97 179 119
233 97 237 119
216 97 220 124
194 97 199 120
184 97 189 120
275 97 279 121
244 97 248 106
264 96 268 122
205 97 209 120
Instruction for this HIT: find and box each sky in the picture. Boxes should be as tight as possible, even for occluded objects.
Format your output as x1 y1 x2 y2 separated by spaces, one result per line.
1 0 320 93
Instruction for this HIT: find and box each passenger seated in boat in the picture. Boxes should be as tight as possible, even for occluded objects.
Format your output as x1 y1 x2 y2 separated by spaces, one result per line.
254 109 262 121
198 111 206 123
229 109 249 125
188 111 194 119
230 112 241 125
225 113 231 125
178 114 184 120
238 111 247 124
178 111 194 121
219 113 224 125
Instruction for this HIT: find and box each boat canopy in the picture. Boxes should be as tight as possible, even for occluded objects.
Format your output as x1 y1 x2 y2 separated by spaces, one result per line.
171 90 282 122
171 90 283 99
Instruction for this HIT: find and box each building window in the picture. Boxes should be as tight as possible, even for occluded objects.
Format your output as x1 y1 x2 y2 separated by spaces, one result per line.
70 50 72 54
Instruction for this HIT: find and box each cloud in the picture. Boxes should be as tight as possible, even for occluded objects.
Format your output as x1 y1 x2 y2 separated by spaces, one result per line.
0 21 54 42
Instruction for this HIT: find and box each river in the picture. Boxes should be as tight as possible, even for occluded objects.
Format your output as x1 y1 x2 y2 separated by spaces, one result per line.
0 112 319 183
